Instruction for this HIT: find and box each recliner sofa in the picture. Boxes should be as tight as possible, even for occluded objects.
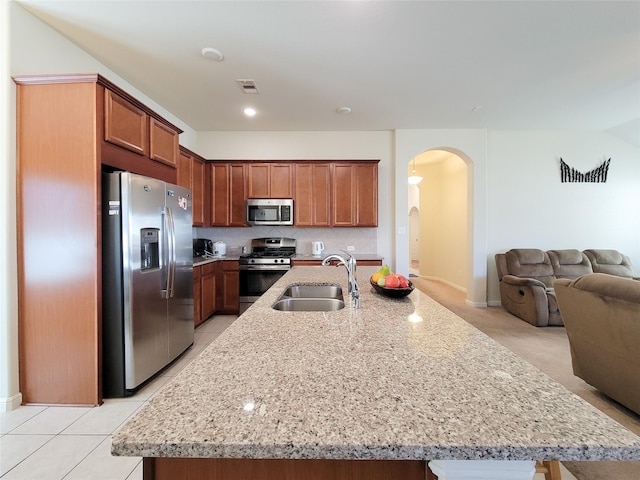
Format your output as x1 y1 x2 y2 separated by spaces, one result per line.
554 273 640 414
495 248 637 326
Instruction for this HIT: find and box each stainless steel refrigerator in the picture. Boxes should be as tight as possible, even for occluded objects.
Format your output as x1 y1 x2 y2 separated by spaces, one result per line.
102 171 194 397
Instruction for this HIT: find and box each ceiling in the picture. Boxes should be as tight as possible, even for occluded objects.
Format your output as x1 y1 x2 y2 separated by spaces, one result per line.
14 1 640 144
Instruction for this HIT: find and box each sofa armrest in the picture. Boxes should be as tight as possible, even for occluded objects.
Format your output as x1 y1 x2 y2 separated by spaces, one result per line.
501 274 548 289
499 275 552 326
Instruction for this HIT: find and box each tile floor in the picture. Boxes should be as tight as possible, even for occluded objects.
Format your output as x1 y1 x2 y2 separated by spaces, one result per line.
0 315 237 480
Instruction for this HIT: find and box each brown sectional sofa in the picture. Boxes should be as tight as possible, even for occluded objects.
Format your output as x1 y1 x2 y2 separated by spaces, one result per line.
554 273 640 414
495 248 637 326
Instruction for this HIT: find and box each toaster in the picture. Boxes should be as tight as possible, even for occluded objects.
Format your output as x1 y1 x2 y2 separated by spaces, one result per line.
193 238 213 257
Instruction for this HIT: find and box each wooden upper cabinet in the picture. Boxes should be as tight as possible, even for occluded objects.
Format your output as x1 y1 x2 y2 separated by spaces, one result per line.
104 89 148 156
210 163 246 227
150 118 178 167
247 163 293 198
192 156 206 227
294 163 331 227
332 161 378 227
177 149 192 188
178 147 206 227
103 85 180 173
354 162 378 227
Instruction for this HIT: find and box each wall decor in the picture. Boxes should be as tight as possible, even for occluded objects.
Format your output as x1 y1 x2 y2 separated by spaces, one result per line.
560 157 610 183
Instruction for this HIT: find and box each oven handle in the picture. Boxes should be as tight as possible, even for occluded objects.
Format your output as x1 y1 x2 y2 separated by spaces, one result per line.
238 264 291 271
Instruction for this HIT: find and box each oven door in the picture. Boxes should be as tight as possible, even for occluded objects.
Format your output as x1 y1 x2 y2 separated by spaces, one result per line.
239 265 289 314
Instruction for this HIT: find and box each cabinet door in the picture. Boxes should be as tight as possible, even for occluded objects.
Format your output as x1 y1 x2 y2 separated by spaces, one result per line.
270 164 293 198
149 118 178 167
193 267 202 327
211 163 246 227
201 262 216 321
104 89 147 155
332 164 356 226
218 261 239 314
177 150 192 189
228 164 246 226
294 163 330 226
354 163 378 227
247 163 293 198
247 163 270 198
210 163 230 226
192 157 205 227
332 163 378 227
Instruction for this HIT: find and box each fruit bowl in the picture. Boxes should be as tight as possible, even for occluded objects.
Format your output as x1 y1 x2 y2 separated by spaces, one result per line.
370 279 414 298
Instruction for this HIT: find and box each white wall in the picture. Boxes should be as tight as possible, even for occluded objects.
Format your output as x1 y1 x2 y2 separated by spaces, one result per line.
196 131 395 264
0 0 20 412
486 130 640 304
1 2 197 410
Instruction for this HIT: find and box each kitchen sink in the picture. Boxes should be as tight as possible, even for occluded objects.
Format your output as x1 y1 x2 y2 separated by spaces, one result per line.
272 298 345 311
272 283 345 311
280 284 343 299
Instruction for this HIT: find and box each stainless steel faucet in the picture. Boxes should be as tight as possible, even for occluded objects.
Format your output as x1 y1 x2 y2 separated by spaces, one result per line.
322 252 360 308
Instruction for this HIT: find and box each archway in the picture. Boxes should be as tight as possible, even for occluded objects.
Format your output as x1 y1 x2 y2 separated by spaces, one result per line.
394 129 488 307
407 150 468 293
408 206 420 276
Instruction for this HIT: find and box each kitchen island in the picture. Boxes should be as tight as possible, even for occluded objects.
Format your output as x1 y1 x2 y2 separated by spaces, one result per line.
111 266 640 480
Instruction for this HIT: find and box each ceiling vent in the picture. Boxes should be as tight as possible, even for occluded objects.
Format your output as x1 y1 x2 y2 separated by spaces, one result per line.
236 79 260 94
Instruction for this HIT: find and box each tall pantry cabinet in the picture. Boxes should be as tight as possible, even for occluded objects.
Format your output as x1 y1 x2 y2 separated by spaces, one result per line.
13 74 182 405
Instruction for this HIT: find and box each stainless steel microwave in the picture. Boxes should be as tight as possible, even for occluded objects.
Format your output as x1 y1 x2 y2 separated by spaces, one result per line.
246 199 294 226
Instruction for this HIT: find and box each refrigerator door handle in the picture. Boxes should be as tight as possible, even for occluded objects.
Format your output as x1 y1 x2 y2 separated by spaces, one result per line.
165 206 177 298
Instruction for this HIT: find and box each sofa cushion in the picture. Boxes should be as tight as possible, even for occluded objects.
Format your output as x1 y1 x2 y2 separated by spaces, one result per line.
583 249 634 278
505 249 555 287
548 249 593 279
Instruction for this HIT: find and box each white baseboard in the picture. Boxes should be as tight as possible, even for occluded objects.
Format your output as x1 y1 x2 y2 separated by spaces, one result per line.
465 299 488 308
487 300 502 307
0 392 22 412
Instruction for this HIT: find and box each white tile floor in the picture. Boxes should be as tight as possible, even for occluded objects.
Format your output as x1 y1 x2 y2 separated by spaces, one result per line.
0 315 237 480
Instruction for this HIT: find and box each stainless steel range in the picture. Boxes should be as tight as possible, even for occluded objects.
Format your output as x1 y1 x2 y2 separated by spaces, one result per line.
238 237 296 314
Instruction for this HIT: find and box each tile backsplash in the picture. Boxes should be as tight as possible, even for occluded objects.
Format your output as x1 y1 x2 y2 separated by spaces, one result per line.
194 226 377 257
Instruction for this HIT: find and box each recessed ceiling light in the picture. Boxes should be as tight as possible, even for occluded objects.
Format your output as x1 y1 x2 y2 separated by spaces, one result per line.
337 106 352 114
244 107 257 117
201 47 224 62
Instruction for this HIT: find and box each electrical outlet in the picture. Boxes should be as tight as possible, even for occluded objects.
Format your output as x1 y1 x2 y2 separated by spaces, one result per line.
347 245 355 251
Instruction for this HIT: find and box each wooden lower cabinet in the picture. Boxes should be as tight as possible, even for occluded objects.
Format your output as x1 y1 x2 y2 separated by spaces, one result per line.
193 268 202 327
200 263 217 322
217 261 239 314
144 457 425 480
194 260 239 326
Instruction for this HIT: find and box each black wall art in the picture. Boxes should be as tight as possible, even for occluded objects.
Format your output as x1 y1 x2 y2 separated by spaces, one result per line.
560 157 611 183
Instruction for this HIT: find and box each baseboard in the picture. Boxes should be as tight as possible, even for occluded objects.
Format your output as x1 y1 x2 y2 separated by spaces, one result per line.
0 392 23 412
465 299 488 308
487 300 502 307
421 276 467 293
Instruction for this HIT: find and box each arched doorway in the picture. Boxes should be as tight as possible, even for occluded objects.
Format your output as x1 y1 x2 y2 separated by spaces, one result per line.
406 149 470 294
408 206 420 276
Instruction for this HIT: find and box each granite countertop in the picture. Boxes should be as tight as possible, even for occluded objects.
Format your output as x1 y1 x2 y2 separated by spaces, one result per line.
192 255 241 266
111 266 640 461
293 253 384 261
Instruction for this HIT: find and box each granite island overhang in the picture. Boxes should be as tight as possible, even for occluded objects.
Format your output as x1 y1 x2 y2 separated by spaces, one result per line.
111 266 640 480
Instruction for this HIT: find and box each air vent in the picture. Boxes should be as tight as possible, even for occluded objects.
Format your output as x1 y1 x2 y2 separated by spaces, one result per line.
236 79 260 94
